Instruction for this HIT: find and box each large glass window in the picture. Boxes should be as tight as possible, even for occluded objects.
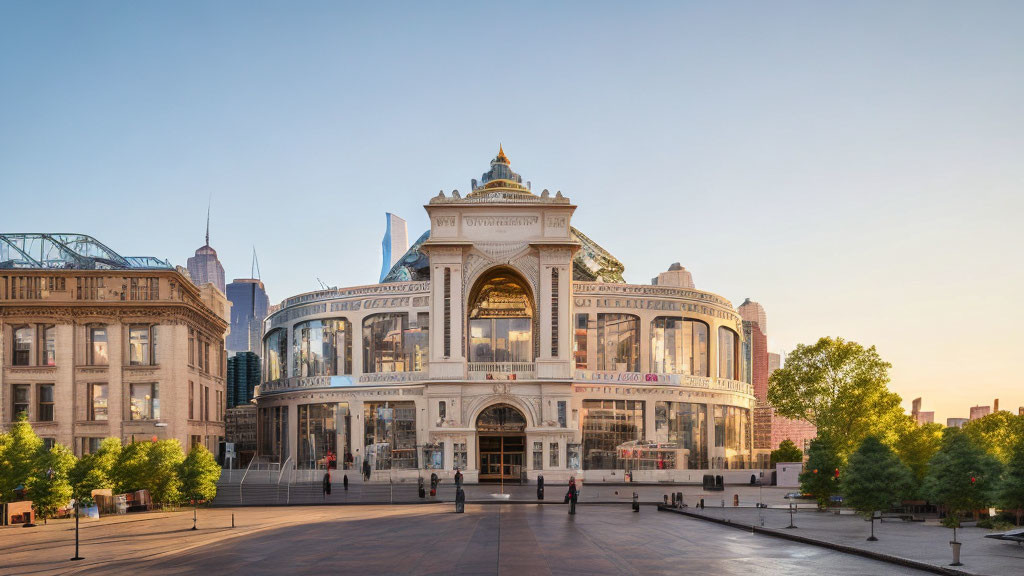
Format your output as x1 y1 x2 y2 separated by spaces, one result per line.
467 269 534 364
128 325 154 366
654 402 708 469
574 314 588 368
40 326 56 366
129 383 159 420
363 401 417 469
13 326 32 366
469 318 532 362
89 383 108 421
293 319 352 377
258 405 289 462
89 326 108 365
581 400 645 470
713 405 751 468
297 402 350 469
37 384 54 421
650 317 709 376
362 313 429 373
264 328 287 380
597 314 640 372
718 326 739 380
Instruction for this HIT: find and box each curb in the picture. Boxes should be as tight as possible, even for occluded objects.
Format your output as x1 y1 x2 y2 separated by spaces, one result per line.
656 506 976 576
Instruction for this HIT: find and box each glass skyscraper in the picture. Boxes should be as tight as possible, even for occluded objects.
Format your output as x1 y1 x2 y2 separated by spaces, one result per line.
227 278 270 356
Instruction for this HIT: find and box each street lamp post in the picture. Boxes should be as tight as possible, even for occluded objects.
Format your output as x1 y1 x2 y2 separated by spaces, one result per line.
70 499 83 561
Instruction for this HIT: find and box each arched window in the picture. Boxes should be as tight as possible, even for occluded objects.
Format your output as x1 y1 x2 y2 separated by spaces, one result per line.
650 317 709 376
467 269 534 363
264 328 288 381
718 326 739 380
292 318 352 377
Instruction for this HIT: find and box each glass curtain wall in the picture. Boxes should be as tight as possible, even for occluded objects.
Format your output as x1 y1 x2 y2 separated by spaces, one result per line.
469 318 532 362
718 327 739 380
581 400 645 470
654 402 708 469
363 401 417 469
258 405 289 462
297 402 350 469
264 328 287 381
362 313 429 372
649 317 709 375
292 319 352 377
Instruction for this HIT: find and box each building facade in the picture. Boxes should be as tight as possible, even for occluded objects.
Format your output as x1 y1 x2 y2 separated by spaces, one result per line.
0 234 229 456
254 150 757 483
226 351 260 409
226 278 270 355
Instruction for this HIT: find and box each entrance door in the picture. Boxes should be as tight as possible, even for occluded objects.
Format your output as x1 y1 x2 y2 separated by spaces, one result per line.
479 434 525 482
476 404 528 483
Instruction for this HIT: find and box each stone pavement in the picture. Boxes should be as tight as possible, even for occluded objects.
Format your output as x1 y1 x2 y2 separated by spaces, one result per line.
660 504 1024 576
0 503 936 576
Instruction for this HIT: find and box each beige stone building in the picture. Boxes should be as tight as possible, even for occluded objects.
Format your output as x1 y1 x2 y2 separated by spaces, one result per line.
0 234 230 456
255 149 757 484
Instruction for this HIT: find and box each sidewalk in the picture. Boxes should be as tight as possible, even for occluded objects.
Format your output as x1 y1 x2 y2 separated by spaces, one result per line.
657 504 1024 576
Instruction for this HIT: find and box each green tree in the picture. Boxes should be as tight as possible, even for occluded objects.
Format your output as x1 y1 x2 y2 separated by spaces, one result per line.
770 439 804 467
111 440 153 494
962 412 1024 465
767 337 910 460
800 435 843 509
843 436 914 540
0 414 43 504
70 438 122 498
998 437 1024 525
179 445 221 503
894 422 944 496
923 428 1002 539
28 444 76 521
147 440 185 507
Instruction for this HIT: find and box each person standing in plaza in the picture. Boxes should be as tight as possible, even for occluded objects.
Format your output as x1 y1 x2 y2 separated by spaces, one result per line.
454 468 463 490
567 477 578 515
363 458 371 481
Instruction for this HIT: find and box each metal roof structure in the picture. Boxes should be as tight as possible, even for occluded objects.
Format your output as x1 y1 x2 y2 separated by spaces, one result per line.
0 233 173 270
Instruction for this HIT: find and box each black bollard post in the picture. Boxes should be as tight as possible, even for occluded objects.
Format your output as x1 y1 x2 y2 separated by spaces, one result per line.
343 475 349 491
632 491 639 513
455 488 465 513
537 475 544 500
70 501 83 561
232 513 235 528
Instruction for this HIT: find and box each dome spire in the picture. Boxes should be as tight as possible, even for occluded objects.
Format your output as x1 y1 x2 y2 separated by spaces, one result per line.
495 144 510 165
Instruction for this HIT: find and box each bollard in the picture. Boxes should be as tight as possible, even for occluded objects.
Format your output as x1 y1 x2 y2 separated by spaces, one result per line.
418 477 426 499
699 498 705 510
537 475 545 500
632 491 640 513
733 494 739 507
343 474 349 490
676 492 683 508
231 513 235 528
455 488 465 514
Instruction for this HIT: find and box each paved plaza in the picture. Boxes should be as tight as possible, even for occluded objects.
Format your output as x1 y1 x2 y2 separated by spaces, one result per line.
0 503 950 576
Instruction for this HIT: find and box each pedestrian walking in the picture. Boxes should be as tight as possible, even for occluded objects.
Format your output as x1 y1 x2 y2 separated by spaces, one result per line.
363 458 372 481
567 477 578 515
322 472 332 498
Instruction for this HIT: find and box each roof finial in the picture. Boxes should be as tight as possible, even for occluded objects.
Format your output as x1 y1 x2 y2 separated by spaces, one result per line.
205 195 211 246
495 143 509 165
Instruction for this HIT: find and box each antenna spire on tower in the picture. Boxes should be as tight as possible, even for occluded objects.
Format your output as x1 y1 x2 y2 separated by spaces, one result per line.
205 196 211 246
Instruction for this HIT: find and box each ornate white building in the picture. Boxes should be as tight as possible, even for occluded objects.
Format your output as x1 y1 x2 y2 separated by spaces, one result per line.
256 148 756 483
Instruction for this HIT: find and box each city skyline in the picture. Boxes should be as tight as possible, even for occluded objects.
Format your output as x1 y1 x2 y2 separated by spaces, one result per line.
2 2 1022 423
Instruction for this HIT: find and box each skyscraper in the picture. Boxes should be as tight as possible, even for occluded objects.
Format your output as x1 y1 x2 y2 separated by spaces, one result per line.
379 213 409 282
226 278 270 356
186 206 226 293
738 298 767 335
226 352 261 409
969 405 991 420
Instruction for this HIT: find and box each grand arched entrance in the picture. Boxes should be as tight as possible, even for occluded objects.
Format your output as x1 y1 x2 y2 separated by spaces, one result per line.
476 404 527 482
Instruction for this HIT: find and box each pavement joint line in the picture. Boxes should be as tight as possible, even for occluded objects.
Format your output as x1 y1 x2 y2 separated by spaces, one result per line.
656 506 977 576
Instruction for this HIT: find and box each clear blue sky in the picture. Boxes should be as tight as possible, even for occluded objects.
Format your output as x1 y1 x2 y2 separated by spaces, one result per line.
2 1 1022 422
